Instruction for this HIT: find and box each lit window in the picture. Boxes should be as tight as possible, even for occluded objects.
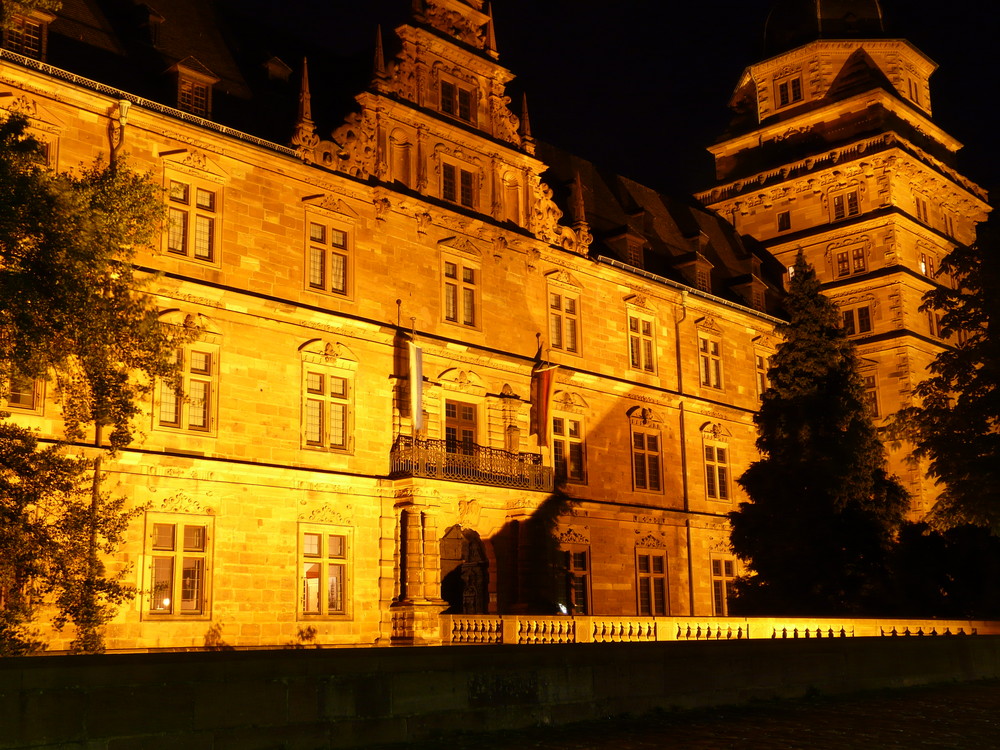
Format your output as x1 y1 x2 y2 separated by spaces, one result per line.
158 347 216 432
636 550 667 616
167 179 217 262
919 252 937 278
552 416 585 483
303 370 351 451
699 335 723 389
842 306 873 337
631 429 662 492
832 189 861 221
147 517 211 617
178 77 211 117
711 558 736 616
444 260 478 327
4 15 46 59
775 76 803 108
307 221 350 295
300 526 348 617
549 292 579 353
442 163 475 208
628 315 655 373
440 79 475 123
562 547 590 615
705 443 730 500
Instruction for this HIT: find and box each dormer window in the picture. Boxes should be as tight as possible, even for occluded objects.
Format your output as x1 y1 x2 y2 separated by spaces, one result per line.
775 76 803 108
440 79 475 124
170 57 220 118
179 78 210 116
3 13 52 60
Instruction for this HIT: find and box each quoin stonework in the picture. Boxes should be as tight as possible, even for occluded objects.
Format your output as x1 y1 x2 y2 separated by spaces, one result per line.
0 0 988 650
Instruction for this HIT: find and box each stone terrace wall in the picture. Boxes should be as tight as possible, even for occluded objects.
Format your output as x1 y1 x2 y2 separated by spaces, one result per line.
3 637 1000 749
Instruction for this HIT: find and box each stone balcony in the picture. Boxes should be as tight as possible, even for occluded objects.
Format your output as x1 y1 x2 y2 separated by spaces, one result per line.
389 435 553 492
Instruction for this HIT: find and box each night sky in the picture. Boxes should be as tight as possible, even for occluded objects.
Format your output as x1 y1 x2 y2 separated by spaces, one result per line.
252 0 1000 199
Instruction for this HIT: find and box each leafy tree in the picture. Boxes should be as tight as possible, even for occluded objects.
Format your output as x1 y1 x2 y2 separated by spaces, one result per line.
729 252 908 615
0 1 62 29
1 113 180 652
892 218 1000 532
0 113 182 448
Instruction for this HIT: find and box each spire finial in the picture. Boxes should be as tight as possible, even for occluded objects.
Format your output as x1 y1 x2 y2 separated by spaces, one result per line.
374 25 387 79
485 3 498 56
571 171 587 226
519 92 535 154
298 57 313 124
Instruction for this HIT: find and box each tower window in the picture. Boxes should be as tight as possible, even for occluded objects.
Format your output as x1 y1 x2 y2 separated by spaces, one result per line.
775 76 803 108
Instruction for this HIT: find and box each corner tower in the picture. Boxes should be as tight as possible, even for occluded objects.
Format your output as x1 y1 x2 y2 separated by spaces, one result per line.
697 0 991 514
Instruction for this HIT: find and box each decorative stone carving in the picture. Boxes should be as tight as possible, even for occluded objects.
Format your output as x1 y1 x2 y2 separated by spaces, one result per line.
298 503 353 525
157 493 215 515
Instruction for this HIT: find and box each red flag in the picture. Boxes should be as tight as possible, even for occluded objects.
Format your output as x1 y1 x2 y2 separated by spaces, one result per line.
530 364 558 447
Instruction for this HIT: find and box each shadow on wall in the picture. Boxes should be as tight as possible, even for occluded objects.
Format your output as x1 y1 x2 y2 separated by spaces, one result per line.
440 486 577 616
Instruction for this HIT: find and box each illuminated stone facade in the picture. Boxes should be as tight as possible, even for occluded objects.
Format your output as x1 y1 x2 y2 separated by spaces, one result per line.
697 7 991 515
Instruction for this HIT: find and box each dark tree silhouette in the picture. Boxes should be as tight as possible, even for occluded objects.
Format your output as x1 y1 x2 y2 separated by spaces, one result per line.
729 251 908 615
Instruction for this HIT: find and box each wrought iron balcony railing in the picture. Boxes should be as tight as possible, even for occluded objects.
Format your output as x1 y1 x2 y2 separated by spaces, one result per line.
390 435 553 492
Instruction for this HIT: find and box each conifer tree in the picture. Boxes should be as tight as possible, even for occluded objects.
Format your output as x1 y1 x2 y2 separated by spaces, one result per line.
729 252 908 614
894 218 1000 531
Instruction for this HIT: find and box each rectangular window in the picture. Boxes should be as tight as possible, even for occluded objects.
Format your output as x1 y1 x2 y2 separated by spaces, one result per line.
699 336 723 389
705 444 729 500
440 79 475 123
907 78 921 105
711 558 736 616
775 76 803 108
442 164 475 208
637 551 667 616
444 261 477 327
147 517 210 617
5 16 45 59
842 306 873 336
563 547 590 615
862 374 880 417
832 190 861 221
303 370 350 450
755 353 770 399
943 213 955 238
158 348 216 432
632 430 662 492
549 292 579 353
552 416 585 483
777 210 791 232
167 180 217 261
915 196 930 224
4 372 41 411
927 309 944 339
178 77 210 117
836 247 867 277
307 221 349 295
628 315 655 373
445 399 477 455
300 526 348 617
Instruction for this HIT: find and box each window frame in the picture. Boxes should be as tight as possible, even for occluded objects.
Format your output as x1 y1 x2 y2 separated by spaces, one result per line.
552 414 586 484
631 427 663 493
627 312 656 374
305 217 353 299
830 188 861 222
698 334 723 390
704 441 730 501
442 258 480 329
834 245 867 278
3 13 49 59
298 523 351 620
549 290 580 354
774 75 803 109
143 514 213 620
439 77 477 125
3 371 44 414
841 305 873 337
155 344 219 435
754 351 770 400
441 161 476 209
710 557 737 616
562 545 591 615
636 549 668 616
164 174 221 265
